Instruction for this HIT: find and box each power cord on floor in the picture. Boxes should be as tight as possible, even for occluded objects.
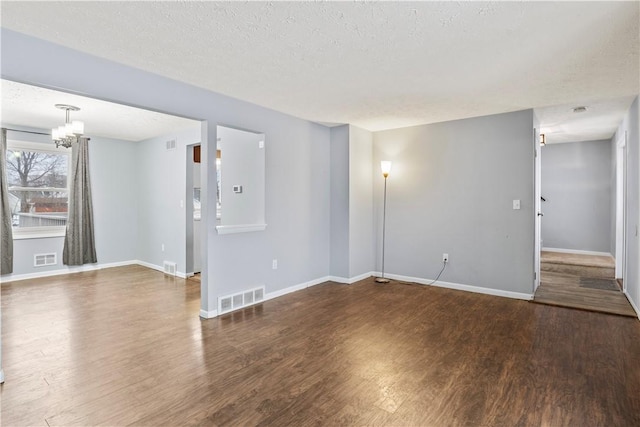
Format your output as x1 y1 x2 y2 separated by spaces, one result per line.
395 260 448 287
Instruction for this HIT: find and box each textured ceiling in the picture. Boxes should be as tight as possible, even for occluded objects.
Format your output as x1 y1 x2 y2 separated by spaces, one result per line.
1 80 199 142
1 1 639 141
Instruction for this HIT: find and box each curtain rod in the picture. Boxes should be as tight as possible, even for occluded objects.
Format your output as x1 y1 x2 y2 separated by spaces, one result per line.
2 127 51 136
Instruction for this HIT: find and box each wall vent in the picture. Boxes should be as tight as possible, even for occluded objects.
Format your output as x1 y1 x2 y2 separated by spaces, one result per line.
218 285 266 315
163 261 177 276
34 253 56 267
166 139 177 150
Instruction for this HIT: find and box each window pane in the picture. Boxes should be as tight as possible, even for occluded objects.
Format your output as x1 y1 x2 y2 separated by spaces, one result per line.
9 189 68 228
6 149 68 189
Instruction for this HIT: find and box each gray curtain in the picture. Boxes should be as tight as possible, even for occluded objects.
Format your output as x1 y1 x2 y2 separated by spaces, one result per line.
1 128 13 274
63 137 97 265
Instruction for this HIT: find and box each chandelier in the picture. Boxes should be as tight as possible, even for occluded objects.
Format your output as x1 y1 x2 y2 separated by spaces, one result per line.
51 104 85 148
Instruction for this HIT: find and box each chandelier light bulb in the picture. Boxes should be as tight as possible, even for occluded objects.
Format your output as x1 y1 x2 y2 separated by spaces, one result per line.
51 104 84 148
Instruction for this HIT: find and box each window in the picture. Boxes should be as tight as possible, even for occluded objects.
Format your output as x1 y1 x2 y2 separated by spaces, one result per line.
6 140 70 239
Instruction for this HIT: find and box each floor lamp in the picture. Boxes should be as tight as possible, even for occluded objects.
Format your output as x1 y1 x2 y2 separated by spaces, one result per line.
376 161 392 283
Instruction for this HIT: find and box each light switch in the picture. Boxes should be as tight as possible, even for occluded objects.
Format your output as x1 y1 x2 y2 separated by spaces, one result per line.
513 200 521 210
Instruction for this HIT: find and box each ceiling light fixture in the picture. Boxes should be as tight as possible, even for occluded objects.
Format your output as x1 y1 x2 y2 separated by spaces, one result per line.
572 106 588 113
51 104 84 148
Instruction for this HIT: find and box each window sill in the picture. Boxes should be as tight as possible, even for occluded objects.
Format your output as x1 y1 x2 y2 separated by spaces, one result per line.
216 224 267 235
12 228 66 240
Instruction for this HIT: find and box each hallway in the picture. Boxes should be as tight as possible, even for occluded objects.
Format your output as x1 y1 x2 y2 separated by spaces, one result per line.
534 251 636 317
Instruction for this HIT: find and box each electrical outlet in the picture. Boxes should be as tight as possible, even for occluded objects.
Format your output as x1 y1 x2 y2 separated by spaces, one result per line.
443 253 449 263
272 259 278 270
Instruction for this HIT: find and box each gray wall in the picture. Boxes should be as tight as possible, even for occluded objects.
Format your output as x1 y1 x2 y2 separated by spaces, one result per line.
328 125 375 280
3 125 138 277
348 125 374 278
541 139 612 253
217 126 265 227
329 125 350 278
136 127 201 275
373 110 535 295
2 29 331 314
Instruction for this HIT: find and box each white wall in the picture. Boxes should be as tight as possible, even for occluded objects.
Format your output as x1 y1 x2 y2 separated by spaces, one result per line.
2 125 138 278
541 139 612 254
373 110 535 296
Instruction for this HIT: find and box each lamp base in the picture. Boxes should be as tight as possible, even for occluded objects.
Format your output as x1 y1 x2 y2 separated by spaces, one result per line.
375 277 390 283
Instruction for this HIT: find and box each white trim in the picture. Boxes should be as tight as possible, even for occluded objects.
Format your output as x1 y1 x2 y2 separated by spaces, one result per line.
215 223 267 234
0 260 138 283
0 369 4 384
377 272 534 301
135 260 187 278
624 290 640 320
264 276 328 301
542 247 614 258
0 259 192 283
199 309 218 319
198 276 331 320
13 228 66 240
327 271 374 284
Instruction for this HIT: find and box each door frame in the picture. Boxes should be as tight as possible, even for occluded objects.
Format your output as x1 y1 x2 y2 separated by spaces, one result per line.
615 131 627 289
533 128 542 292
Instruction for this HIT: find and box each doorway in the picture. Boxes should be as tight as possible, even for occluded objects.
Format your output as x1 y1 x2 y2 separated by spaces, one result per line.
533 136 633 316
186 144 203 279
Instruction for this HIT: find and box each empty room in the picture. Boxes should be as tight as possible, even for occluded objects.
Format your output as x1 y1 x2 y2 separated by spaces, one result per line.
1 2 639 426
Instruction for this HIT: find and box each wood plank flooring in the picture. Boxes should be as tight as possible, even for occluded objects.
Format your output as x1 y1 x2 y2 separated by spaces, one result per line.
535 251 636 317
2 265 640 426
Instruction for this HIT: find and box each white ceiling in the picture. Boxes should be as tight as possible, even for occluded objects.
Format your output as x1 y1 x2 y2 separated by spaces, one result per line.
1 80 200 142
1 1 639 143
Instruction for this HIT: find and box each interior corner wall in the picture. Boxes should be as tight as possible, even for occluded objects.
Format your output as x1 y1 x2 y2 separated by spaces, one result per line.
373 110 535 295
348 125 374 278
136 127 201 275
329 125 349 278
540 139 613 253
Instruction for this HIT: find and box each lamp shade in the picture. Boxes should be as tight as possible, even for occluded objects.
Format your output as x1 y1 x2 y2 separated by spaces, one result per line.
72 121 85 135
381 161 392 178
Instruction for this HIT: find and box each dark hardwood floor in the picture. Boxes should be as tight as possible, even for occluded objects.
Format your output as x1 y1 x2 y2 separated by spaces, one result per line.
2 265 640 426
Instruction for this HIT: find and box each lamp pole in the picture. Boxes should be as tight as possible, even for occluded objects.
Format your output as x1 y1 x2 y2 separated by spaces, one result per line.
376 161 391 283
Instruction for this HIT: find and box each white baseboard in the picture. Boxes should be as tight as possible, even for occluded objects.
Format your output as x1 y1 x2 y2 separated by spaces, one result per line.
199 309 218 319
624 290 640 320
1 259 190 283
376 271 533 301
264 276 328 301
0 260 139 283
135 260 187 278
542 247 613 258
327 271 374 284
